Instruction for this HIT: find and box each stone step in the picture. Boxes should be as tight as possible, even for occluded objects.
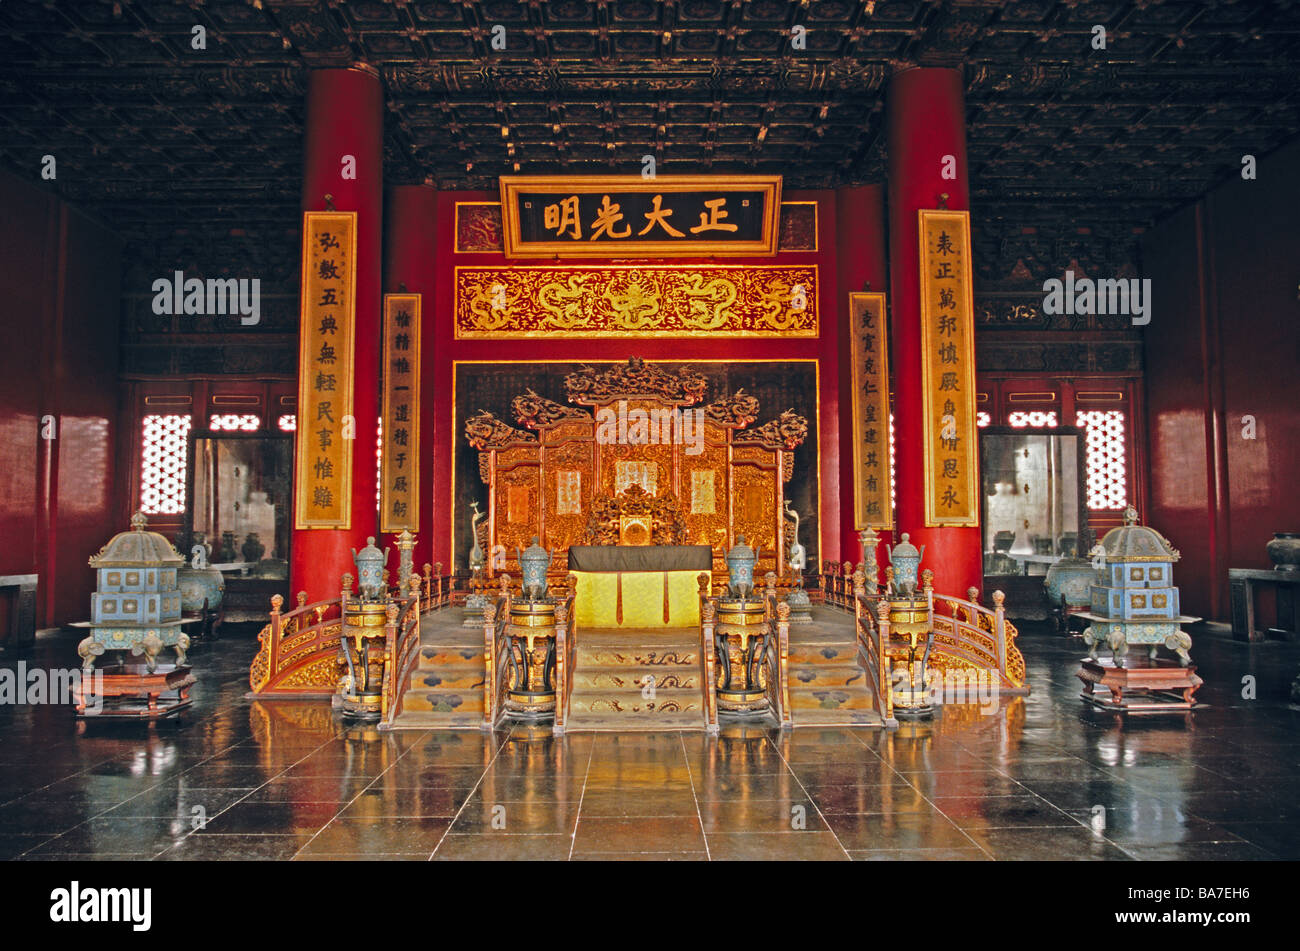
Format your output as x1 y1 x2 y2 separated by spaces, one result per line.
409 666 485 692
576 645 699 668
790 708 885 727
787 643 859 666
788 664 868 689
572 667 700 692
400 688 485 715
788 686 878 712
418 646 485 669
568 690 702 717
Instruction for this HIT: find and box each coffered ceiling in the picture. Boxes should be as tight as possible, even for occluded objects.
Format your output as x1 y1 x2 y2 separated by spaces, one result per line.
2 0 1298 279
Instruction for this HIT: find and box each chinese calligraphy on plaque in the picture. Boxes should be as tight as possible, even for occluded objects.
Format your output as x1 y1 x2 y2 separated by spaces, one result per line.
295 211 356 529
499 175 782 258
849 292 892 530
380 293 420 533
918 209 979 526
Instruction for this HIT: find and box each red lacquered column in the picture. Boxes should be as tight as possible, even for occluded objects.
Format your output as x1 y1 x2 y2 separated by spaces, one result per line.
381 184 438 575
886 67 984 596
290 66 383 602
835 184 889 566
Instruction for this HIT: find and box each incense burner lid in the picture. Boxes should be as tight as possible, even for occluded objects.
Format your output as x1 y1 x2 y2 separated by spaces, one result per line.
89 512 184 568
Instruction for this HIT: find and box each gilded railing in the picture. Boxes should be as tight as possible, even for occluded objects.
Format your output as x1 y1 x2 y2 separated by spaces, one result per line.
698 574 719 734
819 561 860 610
248 587 346 697
378 579 424 728
483 576 511 730
760 572 792 729
852 571 896 728
552 575 578 735
929 588 1028 693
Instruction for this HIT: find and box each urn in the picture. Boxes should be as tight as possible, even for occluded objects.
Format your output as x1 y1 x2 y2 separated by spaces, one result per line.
218 531 238 563
241 531 265 564
351 536 390 601
886 533 925 596
516 536 551 601
725 535 757 598
1266 532 1300 572
178 545 224 615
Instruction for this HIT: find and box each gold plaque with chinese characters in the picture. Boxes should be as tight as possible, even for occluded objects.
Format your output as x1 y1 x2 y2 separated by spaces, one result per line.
294 211 356 529
918 210 978 526
849 292 892 529
498 175 782 258
380 293 420 533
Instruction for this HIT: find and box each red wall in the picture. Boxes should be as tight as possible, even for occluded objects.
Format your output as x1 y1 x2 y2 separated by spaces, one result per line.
423 188 874 571
0 169 122 630
1143 138 1300 621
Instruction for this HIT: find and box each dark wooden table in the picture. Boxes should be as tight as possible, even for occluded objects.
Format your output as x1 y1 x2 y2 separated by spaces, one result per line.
0 574 38 650
1229 568 1299 642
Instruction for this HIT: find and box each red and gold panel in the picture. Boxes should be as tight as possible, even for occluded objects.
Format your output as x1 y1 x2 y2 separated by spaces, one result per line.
453 265 818 338
294 211 356 529
918 210 979 526
380 293 420 533
849 291 892 530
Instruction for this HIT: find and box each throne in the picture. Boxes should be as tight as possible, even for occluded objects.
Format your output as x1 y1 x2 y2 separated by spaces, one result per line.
582 484 687 547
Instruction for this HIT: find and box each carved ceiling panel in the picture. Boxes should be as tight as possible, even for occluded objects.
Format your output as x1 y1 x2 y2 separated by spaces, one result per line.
0 0 1295 296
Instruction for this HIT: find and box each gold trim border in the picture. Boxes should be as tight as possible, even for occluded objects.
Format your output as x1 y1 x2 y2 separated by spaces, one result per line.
918 209 979 527
849 291 892 530
497 175 782 259
452 263 819 339
294 210 357 530
380 293 421 534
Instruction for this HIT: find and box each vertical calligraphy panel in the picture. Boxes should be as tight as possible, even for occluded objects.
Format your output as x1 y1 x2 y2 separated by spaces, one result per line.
849 292 892 529
295 211 356 529
380 293 421 533
918 210 978 526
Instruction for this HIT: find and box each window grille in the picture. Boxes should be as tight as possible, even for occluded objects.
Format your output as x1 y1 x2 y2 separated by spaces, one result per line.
1076 409 1128 509
140 414 192 514
1008 410 1058 428
209 413 260 432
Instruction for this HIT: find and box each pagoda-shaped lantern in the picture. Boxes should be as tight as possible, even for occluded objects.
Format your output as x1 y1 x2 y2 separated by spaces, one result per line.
1076 506 1203 711
80 511 189 672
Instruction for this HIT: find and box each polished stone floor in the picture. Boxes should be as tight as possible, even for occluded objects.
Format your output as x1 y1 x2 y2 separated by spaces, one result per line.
1 615 1298 860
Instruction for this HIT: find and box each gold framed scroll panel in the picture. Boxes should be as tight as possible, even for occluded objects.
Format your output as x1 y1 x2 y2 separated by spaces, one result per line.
849 291 892 530
498 175 782 258
294 211 356 530
380 293 420 533
918 209 979 526
453 264 818 339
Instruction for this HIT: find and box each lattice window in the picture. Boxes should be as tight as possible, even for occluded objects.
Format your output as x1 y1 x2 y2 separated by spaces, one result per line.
976 411 991 428
209 413 260 432
1077 409 1128 509
140 414 192 515
278 414 296 432
1008 410 1058 428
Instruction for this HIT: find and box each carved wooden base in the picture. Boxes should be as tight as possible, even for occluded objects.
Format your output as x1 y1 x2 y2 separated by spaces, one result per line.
1077 657 1202 713
75 664 195 720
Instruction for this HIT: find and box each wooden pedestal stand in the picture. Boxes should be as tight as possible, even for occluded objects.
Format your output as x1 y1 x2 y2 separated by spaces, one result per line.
1077 656 1202 713
75 664 196 723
